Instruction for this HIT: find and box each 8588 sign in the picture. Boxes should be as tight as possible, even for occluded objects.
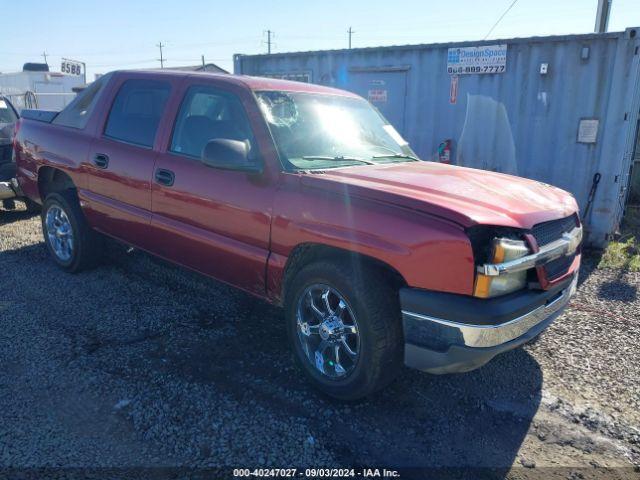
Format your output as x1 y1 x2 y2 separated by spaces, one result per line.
61 60 83 76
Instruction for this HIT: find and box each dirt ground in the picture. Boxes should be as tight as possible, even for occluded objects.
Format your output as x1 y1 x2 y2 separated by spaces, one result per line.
1 207 638 479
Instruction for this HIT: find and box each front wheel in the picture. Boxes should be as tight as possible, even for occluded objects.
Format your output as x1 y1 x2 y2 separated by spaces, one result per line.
285 261 403 400
41 190 103 272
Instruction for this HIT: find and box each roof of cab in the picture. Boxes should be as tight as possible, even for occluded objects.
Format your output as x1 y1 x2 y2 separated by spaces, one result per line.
117 69 360 98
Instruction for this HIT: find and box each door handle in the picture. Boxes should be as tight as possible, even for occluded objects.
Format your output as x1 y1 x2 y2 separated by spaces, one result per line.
155 168 175 187
93 153 109 169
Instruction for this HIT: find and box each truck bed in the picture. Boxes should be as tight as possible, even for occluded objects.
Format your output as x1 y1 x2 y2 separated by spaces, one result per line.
20 109 58 123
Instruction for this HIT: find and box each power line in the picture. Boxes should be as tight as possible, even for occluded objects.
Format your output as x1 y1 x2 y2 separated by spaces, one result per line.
483 0 519 40
156 41 166 68
158 37 263 50
90 59 158 68
0 18 516 64
88 56 232 68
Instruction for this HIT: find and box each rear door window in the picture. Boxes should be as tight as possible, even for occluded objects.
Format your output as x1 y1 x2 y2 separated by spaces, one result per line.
104 79 171 148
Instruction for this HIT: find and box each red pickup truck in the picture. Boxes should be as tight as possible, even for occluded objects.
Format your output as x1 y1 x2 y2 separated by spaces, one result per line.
15 70 581 400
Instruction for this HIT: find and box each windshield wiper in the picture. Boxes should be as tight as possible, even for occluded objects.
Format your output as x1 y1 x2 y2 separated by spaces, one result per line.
302 155 376 165
372 153 420 161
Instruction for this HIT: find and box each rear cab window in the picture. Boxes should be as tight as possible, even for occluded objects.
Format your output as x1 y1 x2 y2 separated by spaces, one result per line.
52 73 112 129
104 79 171 148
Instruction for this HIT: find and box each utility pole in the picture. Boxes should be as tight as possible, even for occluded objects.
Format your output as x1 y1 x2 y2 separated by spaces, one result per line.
41 51 48 66
156 41 165 69
348 27 354 49
595 0 612 33
201 55 205 68
266 30 273 54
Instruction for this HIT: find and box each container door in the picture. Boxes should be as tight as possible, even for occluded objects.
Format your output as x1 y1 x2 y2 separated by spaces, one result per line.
346 69 408 135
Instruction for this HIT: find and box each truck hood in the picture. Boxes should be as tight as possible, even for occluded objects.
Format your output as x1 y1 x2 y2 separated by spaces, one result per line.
304 161 578 229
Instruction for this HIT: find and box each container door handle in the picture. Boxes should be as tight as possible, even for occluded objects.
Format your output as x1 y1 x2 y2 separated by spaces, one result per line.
93 153 109 169
155 168 175 187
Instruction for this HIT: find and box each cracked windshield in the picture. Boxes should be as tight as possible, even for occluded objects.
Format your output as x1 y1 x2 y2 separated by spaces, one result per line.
256 91 417 170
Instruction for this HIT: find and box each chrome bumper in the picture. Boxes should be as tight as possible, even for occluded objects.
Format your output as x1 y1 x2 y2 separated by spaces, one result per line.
402 274 577 349
478 226 582 277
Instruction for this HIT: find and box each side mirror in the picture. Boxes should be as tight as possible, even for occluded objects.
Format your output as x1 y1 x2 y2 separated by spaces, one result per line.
201 139 262 173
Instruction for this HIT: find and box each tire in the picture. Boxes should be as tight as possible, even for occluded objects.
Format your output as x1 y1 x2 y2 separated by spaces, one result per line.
41 190 103 272
285 261 403 400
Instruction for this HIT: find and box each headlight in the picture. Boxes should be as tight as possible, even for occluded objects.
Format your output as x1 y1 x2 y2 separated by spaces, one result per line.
473 238 529 298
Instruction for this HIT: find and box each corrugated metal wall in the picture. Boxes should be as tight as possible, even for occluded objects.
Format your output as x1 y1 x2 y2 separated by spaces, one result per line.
235 29 640 246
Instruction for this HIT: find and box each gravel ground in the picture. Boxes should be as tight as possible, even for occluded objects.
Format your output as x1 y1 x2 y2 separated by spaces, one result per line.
1 206 639 478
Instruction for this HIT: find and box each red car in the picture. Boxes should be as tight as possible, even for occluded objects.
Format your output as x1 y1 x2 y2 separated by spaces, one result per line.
15 70 581 400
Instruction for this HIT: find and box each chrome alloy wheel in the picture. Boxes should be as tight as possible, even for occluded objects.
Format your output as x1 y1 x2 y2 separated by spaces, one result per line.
45 205 74 262
296 284 360 379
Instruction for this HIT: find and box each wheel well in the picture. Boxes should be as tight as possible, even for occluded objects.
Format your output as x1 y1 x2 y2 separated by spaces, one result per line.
38 167 76 201
281 243 407 304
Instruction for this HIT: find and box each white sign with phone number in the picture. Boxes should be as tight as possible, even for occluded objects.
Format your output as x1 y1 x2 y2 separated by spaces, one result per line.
447 44 507 75
61 59 83 76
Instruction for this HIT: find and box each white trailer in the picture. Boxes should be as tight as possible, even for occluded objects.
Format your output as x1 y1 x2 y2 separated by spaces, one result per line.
0 67 83 112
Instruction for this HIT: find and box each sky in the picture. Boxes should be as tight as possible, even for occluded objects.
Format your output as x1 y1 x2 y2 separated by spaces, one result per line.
2 0 640 80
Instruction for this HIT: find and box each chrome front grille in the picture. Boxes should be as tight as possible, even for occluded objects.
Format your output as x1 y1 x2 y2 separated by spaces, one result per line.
531 214 578 247
544 253 576 279
531 214 579 280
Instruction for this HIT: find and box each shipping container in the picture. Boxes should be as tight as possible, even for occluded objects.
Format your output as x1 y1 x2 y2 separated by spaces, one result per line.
235 28 640 246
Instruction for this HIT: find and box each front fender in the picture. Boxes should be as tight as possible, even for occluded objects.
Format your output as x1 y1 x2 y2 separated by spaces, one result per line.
269 174 475 298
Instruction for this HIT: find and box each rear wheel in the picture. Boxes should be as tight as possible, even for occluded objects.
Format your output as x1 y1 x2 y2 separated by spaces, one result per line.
41 190 103 272
285 261 403 400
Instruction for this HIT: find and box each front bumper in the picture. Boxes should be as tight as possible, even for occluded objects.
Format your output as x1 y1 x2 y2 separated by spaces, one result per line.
401 273 578 374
